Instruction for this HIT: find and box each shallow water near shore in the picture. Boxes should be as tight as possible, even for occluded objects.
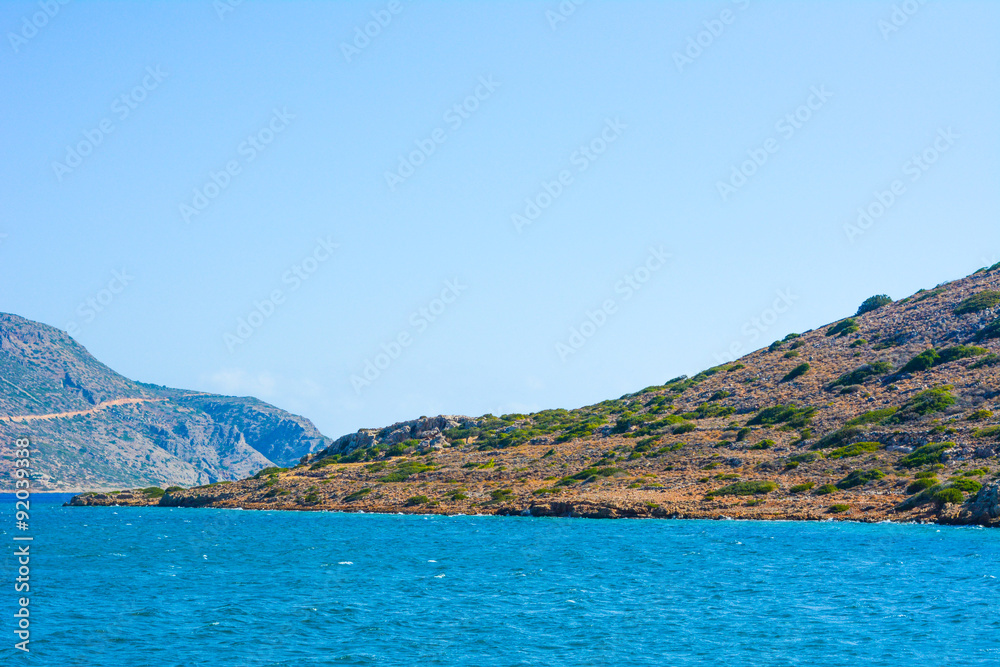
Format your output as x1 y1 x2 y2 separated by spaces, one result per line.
3 494 999 665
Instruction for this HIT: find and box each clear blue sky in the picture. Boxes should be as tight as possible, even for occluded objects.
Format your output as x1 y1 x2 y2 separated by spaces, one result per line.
2 1 998 438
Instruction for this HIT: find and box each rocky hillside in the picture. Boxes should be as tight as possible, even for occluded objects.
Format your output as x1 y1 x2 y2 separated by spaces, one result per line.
72 264 1000 526
0 313 330 491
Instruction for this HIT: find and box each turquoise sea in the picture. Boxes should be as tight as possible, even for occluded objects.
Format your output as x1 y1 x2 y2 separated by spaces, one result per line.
2 493 999 665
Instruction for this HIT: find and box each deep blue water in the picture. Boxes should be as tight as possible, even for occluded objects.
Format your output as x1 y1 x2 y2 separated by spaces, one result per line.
1 494 998 666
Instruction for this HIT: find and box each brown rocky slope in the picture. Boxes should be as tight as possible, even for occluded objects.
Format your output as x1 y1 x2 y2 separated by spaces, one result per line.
71 265 1000 525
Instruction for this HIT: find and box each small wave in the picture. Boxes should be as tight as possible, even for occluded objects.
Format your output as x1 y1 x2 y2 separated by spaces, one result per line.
338 561 353 565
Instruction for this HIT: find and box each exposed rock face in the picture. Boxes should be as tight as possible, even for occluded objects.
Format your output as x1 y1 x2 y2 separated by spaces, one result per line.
307 415 476 461
941 483 1000 527
0 313 331 491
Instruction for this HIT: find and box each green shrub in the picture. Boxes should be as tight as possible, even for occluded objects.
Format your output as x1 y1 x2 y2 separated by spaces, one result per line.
747 405 816 429
954 290 1000 315
542 448 556 458
815 484 838 495
141 487 165 498
857 295 893 316
974 426 1000 439
949 479 982 494
343 488 372 502
828 362 893 389
789 452 820 464
829 504 850 514
938 345 989 364
891 387 956 422
768 340 783 352
255 466 289 478
967 409 994 421
850 339 868 348
748 439 775 450
846 407 899 426
735 427 751 442
405 495 430 506
827 318 859 337
705 480 777 499
673 422 696 434
906 478 937 494
709 390 732 401
900 349 940 374
784 350 800 359
836 469 885 489
827 442 882 459
780 363 811 383
932 488 965 506
898 442 952 468
971 354 1000 369
490 489 514 501
812 426 863 450
974 318 1000 342
165 486 184 493
914 470 939 479
789 482 815 493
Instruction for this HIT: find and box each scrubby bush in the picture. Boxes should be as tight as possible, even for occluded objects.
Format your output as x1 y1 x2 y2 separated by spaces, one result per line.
900 349 940 374
828 442 882 459
747 404 816 429
932 488 965 506
405 495 430 506
784 351 800 359
836 469 885 489
815 484 838 495
709 390 732 401
748 439 775 450
974 318 1000 343
673 422 696 434
736 427 751 442
954 290 1000 315
829 504 850 513
846 407 898 426
165 486 184 493
827 318 859 337
141 487 165 498
857 295 893 316
812 426 863 451
781 363 811 383
906 478 937 494
790 482 815 493
949 479 982 494
343 488 371 502
890 387 956 422
828 362 893 389
898 442 952 468
490 489 514 502
705 480 777 499
974 426 1000 439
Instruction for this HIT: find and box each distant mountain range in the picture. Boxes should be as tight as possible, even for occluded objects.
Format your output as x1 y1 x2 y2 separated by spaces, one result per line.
0 313 330 491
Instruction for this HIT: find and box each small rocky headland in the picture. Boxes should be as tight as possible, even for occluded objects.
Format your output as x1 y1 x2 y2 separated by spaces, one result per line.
69 266 1000 527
